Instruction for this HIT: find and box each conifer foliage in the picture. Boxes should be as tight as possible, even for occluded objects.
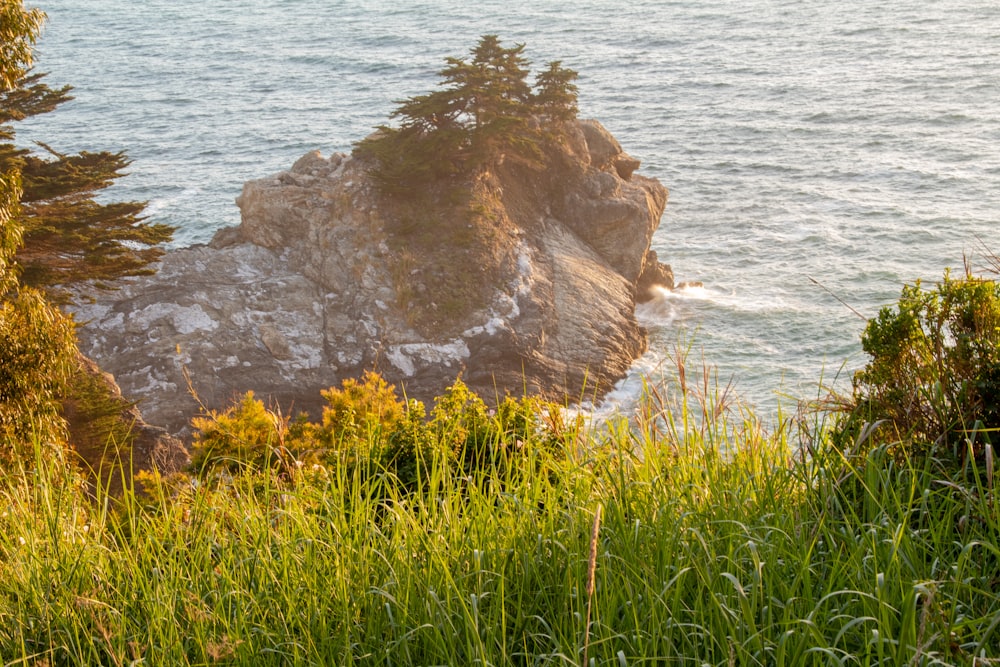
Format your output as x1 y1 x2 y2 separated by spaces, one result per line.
0 5 173 301
6 141 173 297
0 1 76 460
355 35 578 194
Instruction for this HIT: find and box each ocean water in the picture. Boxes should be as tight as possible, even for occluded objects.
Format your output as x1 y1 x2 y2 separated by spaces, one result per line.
18 0 1000 423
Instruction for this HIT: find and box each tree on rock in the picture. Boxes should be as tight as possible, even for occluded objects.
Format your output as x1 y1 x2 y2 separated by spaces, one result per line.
447 35 534 165
534 60 579 123
355 35 579 194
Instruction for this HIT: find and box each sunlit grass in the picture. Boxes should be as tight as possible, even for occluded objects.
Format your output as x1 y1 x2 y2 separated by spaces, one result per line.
2 363 999 665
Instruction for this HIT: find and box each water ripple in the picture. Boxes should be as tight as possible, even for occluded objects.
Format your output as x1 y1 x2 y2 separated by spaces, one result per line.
18 0 1000 423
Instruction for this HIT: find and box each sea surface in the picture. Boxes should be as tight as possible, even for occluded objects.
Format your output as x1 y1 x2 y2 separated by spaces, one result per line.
19 0 1000 424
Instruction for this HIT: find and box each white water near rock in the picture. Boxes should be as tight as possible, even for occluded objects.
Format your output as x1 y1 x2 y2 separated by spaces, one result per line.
19 0 1000 424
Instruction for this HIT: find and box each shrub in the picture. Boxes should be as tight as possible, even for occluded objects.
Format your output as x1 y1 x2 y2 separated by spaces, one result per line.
0 286 76 462
320 370 405 451
189 374 417 479
379 398 435 490
0 167 77 466
429 377 494 466
187 374 566 494
841 269 1000 464
429 378 566 481
190 392 288 474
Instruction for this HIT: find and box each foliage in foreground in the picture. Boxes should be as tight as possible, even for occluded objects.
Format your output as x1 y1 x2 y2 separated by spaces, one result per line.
838 269 1000 468
2 364 999 666
0 18 175 300
188 372 570 492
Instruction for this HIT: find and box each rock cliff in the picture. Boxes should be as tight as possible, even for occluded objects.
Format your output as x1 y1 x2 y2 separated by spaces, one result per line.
72 119 671 437
62 354 189 492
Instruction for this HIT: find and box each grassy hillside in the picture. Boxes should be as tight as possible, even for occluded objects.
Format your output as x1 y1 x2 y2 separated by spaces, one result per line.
2 352 998 666
3 23 997 664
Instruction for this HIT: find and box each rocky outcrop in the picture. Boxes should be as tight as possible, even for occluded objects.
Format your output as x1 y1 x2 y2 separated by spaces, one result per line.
62 354 188 493
636 249 675 301
72 119 671 437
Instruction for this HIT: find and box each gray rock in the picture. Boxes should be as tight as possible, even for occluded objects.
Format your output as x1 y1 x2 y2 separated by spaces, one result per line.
636 250 676 302
64 354 189 493
72 119 670 437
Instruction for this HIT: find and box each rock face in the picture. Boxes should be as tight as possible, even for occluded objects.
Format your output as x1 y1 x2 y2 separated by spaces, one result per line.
62 354 189 492
72 119 671 437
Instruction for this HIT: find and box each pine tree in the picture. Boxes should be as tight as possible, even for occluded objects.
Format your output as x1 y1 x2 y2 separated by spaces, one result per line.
0 1 76 458
0 21 173 301
5 141 174 296
533 60 579 123
355 35 581 194
462 36 537 166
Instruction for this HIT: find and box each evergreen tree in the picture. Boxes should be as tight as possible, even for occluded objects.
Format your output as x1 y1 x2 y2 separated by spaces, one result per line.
533 60 579 123
0 1 76 459
5 141 173 296
0 10 173 302
355 35 580 194
445 35 534 165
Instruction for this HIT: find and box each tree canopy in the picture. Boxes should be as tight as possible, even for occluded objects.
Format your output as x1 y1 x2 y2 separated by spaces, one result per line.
0 0 76 457
0 5 173 301
3 140 173 296
1 0 171 465
355 35 579 194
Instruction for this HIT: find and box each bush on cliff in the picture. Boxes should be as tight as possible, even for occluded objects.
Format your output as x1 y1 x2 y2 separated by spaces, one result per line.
835 269 1000 468
189 373 416 477
0 278 76 462
189 373 566 494
320 370 407 449
0 1 169 481
0 4 76 464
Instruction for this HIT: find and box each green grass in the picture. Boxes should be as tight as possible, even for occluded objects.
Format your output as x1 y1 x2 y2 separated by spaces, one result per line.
2 370 999 666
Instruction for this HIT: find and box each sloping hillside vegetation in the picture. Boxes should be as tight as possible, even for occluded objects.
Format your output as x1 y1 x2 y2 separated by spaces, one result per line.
1 10 999 665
